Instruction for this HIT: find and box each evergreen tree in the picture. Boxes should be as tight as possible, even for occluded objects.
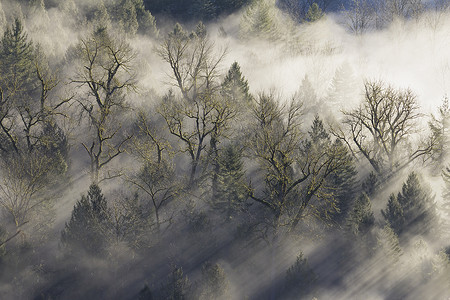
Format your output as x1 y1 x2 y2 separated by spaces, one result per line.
326 62 359 112
197 262 229 299
212 144 247 220
382 193 404 235
0 18 37 102
346 193 375 236
429 96 450 172
116 0 139 35
161 266 192 300
283 252 317 298
305 3 324 22
382 172 438 238
240 0 279 41
221 61 252 105
441 166 450 234
133 0 158 36
218 0 250 14
377 225 402 264
61 184 111 255
190 0 218 21
362 171 378 197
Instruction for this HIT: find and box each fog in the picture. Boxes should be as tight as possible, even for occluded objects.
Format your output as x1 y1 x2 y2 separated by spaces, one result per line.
0 0 449 299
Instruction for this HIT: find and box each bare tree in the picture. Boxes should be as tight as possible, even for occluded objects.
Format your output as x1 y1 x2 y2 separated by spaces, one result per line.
71 26 136 183
334 80 434 177
246 93 353 233
127 109 178 234
158 23 235 186
343 0 374 35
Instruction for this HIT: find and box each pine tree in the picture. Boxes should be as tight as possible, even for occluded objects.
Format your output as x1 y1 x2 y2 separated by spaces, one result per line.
382 193 404 235
362 172 378 197
382 172 438 238
115 0 139 35
283 252 317 298
190 0 218 21
218 0 250 14
0 18 37 100
161 266 191 300
305 3 324 22
441 166 450 234
61 184 111 255
221 61 252 105
240 0 279 41
326 62 359 112
212 144 247 220
377 225 402 264
346 193 375 236
198 262 229 299
429 96 450 172
132 0 158 36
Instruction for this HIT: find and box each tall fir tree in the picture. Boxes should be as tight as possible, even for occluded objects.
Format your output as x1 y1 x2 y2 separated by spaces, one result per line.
212 144 247 220
429 96 450 173
377 225 403 264
382 172 438 238
305 3 324 22
61 184 111 255
240 0 279 41
221 61 252 105
346 193 375 236
282 252 317 299
0 18 37 102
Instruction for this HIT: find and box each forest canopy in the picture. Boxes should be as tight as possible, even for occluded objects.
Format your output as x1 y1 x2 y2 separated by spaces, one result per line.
0 0 449 299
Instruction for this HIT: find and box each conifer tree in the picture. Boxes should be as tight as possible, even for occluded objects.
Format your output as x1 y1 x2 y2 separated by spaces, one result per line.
382 172 438 237
161 266 192 300
429 96 450 172
441 166 450 235
305 3 324 22
377 225 403 264
346 193 375 236
221 61 252 105
197 262 229 299
283 252 317 298
61 184 111 255
382 193 404 235
240 0 279 41
212 144 247 219
190 0 218 21
362 172 378 197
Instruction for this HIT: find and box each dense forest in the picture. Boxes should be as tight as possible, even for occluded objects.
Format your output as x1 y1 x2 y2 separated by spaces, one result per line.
1 0 450 299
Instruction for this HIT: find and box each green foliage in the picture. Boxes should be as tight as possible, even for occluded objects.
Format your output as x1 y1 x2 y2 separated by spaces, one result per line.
0 18 36 94
197 262 229 299
305 3 324 22
221 61 252 105
429 96 450 172
377 225 402 264
382 193 404 235
382 172 438 237
161 266 192 300
283 252 317 298
189 0 217 20
240 0 279 41
362 172 378 197
346 193 375 236
144 0 251 20
112 193 151 249
61 184 111 256
212 144 247 219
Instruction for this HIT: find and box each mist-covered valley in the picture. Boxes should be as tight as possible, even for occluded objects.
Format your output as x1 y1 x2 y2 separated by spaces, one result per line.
1 0 450 299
